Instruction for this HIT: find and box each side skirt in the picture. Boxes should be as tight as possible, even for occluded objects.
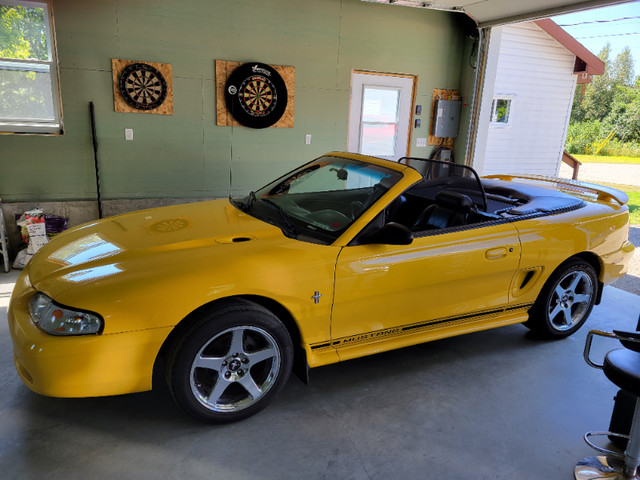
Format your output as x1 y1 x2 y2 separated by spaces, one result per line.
306 303 533 367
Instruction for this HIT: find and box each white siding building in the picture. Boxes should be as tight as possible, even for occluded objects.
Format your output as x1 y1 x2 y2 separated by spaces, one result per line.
472 20 604 177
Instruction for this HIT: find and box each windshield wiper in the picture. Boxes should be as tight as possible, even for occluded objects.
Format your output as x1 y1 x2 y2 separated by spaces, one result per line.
260 198 299 238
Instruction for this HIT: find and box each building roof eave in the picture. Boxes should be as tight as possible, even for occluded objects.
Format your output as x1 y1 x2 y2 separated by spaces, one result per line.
534 18 605 76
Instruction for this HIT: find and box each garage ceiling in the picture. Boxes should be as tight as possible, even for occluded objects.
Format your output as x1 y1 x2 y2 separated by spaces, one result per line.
362 0 632 27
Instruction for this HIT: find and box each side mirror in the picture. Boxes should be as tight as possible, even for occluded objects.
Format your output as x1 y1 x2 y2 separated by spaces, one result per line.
364 222 413 245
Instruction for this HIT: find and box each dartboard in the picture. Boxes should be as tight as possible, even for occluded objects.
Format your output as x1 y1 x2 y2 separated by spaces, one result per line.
225 62 287 129
119 63 168 111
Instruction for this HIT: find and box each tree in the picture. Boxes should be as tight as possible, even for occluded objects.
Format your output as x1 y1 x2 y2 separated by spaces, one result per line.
610 47 635 87
0 5 51 119
567 44 640 153
0 5 47 60
580 44 614 122
605 84 640 142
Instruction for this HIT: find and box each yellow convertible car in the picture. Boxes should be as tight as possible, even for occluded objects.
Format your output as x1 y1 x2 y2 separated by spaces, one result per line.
8 152 634 423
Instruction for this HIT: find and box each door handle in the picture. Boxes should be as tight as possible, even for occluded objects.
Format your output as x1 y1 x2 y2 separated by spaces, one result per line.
485 247 507 260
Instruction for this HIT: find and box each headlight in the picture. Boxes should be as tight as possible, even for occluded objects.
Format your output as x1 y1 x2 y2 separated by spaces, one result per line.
28 292 103 336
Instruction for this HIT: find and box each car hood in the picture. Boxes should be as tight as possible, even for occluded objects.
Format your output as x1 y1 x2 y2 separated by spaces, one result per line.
28 199 282 296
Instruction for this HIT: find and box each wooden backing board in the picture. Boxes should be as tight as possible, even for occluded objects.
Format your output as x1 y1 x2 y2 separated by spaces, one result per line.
428 88 460 148
112 59 174 115
216 60 295 128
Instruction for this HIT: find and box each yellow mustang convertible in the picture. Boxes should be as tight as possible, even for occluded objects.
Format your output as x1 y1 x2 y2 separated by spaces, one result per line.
8 152 635 423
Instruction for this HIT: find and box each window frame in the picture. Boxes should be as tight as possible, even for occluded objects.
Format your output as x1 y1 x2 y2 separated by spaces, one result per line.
0 0 64 134
489 95 515 127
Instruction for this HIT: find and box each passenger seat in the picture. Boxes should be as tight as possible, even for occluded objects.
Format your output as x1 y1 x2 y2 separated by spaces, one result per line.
413 191 474 230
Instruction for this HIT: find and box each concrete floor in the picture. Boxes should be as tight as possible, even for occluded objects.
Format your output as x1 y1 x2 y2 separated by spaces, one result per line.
0 269 639 480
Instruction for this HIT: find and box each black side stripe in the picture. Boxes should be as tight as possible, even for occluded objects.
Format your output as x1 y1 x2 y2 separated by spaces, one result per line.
310 303 533 350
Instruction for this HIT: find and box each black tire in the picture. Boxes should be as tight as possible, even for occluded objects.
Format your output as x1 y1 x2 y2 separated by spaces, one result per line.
166 300 293 423
525 259 598 338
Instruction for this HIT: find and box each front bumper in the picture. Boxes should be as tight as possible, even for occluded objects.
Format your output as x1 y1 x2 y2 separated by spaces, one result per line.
8 282 172 398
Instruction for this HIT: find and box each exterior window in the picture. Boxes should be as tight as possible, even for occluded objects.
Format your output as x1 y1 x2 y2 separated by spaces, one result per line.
0 1 63 134
490 96 514 126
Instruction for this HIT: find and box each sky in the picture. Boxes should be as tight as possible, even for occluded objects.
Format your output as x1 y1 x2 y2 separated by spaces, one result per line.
552 0 640 79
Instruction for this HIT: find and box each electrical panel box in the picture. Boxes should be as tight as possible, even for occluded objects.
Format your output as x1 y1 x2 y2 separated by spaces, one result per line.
432 99 461 138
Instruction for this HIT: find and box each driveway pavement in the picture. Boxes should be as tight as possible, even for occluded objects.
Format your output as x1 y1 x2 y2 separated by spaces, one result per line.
559 162 640 188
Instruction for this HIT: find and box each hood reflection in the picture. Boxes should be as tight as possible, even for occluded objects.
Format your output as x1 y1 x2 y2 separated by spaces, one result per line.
61 264 123 283
50 233 123 266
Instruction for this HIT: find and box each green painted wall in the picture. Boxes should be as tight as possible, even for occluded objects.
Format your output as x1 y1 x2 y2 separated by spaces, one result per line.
0 0 468 203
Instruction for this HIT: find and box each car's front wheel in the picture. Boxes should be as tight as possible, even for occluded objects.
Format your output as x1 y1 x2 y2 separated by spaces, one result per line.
166 300 293 423
525 259 598 338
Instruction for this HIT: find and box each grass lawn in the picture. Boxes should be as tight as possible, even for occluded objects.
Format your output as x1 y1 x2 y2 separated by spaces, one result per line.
628 191 640 225
589 182 639 225
569 154 640 223
574 155 640 165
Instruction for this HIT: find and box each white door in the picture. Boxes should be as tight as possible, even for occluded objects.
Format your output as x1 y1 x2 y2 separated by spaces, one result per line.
348 72 414 161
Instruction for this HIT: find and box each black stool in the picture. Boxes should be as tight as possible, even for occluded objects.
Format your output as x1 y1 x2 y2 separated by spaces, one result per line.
576 329 640 479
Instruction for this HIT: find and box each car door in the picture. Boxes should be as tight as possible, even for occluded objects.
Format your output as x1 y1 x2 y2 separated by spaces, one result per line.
331 222 521 354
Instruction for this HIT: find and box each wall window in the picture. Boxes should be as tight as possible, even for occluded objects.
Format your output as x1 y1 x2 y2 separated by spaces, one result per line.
490 96 514 126
0 0 63 134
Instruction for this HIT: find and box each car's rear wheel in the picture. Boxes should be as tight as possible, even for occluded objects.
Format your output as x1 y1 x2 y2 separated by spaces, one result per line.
525 259 597 338
166 300 293 423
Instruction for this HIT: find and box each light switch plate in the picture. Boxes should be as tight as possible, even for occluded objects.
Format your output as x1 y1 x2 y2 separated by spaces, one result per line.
125 128 134 141
416 137 427 147
305 134 312 145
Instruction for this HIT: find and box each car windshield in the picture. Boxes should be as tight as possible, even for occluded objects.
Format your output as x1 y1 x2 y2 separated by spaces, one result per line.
231 155 403 244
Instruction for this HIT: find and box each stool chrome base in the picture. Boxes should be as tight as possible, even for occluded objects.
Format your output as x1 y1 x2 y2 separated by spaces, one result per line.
575 456 638 480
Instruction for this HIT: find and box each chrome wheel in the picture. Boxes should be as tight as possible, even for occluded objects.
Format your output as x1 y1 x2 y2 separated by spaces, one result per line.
526 259 597 338
190 326 281 413
547 270 594 331
167 300 293 423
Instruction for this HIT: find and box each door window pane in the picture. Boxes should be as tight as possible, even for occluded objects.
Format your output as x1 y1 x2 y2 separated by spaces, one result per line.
360 86 400 156
362 87 399 123
361 123 398 156
348 73 414 161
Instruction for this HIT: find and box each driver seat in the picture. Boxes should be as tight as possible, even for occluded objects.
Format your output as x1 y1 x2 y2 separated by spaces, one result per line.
413 191 474 230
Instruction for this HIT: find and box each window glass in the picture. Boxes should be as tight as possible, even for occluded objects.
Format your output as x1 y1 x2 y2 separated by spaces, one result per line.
490 97 513 125
232 156 403 244
360 87 401 156
0 1 63 133
361 123 398 156
362 87 399 123
1 67 55 120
